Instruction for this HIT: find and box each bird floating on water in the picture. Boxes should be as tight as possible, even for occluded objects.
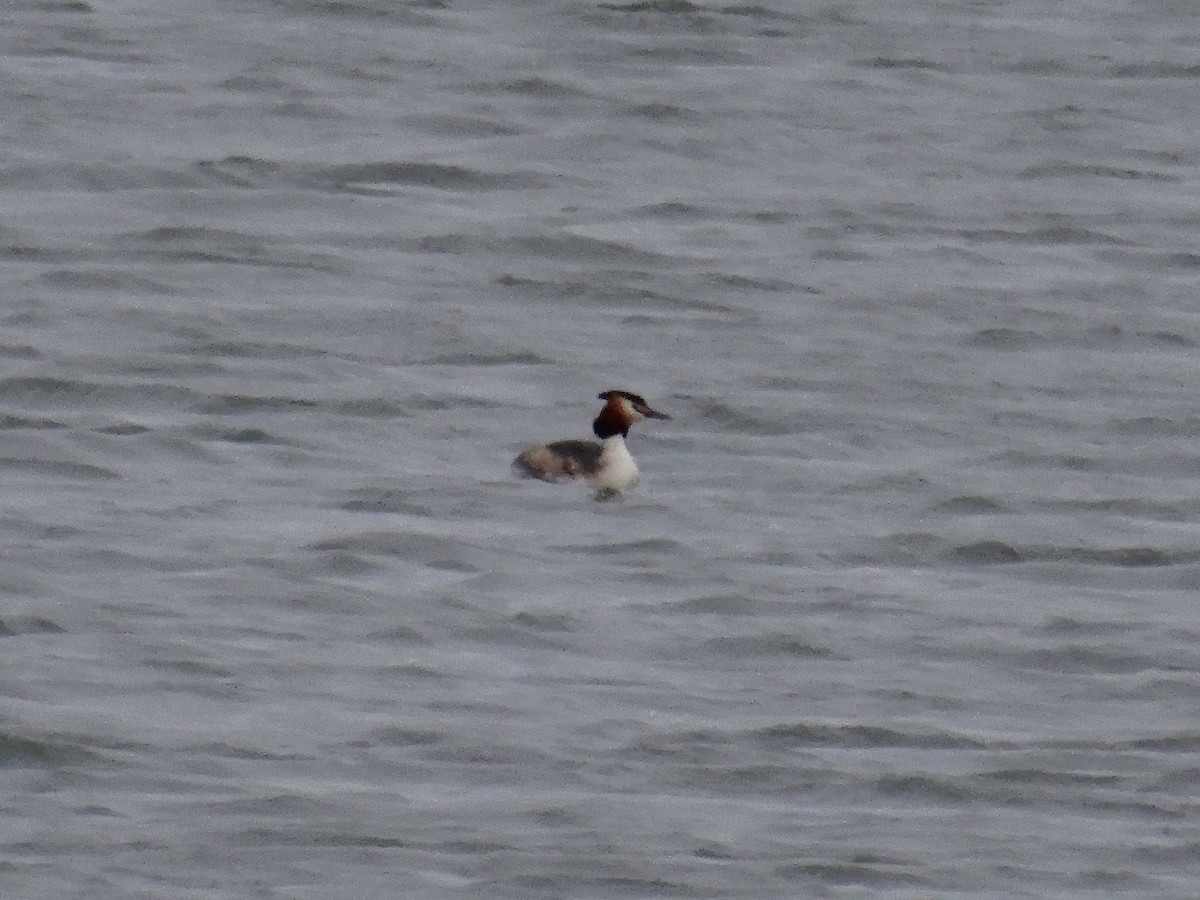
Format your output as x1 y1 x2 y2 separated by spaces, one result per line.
513 390 671 497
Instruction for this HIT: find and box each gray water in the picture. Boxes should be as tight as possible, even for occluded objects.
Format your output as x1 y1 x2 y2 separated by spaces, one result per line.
4 1 1200 897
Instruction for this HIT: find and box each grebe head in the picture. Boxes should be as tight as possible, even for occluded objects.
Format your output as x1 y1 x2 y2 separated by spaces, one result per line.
593 389 671 438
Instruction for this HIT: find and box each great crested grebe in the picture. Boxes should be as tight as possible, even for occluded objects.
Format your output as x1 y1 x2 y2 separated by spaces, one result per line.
514 390 671 496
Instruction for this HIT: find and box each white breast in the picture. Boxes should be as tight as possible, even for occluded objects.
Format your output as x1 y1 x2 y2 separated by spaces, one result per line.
593 436 640 491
